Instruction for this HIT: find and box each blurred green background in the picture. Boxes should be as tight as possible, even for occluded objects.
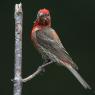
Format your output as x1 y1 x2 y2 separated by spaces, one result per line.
0 0 95 95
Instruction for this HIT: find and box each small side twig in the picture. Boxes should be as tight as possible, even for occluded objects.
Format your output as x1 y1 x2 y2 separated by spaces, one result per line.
22 61 53 83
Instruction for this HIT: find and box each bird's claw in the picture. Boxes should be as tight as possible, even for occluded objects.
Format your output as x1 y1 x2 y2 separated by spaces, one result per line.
38 66 45 72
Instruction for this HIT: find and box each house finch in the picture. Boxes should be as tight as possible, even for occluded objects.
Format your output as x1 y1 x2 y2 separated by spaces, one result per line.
31 8 91 90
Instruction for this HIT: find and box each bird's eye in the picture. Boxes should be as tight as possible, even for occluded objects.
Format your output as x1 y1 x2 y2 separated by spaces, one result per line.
46 14 49 16
37 13 43 18
44 14 49 16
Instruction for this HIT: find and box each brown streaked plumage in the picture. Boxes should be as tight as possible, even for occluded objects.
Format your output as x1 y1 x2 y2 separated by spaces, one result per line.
31 9 92 90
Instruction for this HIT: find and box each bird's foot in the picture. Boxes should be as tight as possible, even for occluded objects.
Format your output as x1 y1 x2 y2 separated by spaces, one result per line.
38 66 45 72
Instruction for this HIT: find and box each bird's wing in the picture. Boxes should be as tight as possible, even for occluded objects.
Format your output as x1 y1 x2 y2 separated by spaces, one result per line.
36 27 78 70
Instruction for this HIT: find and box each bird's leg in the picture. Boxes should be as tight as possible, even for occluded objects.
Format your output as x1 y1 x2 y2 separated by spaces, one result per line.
42 54 50 64
41 54 51 72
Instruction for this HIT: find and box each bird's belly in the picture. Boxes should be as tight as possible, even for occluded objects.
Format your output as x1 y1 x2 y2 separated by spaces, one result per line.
38 45 60 63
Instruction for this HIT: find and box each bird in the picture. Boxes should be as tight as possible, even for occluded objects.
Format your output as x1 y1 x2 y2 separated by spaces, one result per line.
31 8 92 91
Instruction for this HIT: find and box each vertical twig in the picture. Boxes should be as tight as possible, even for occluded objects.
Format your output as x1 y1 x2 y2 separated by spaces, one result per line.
14 3 23 95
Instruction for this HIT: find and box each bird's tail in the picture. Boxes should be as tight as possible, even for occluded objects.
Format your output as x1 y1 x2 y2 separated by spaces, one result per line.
63 62 91 90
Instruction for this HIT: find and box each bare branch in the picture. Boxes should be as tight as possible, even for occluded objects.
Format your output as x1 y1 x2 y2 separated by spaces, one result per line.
22 61 53 83
14 3 23 95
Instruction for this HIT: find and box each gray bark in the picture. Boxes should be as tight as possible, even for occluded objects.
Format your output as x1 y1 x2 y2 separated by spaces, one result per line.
14 3 23 95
